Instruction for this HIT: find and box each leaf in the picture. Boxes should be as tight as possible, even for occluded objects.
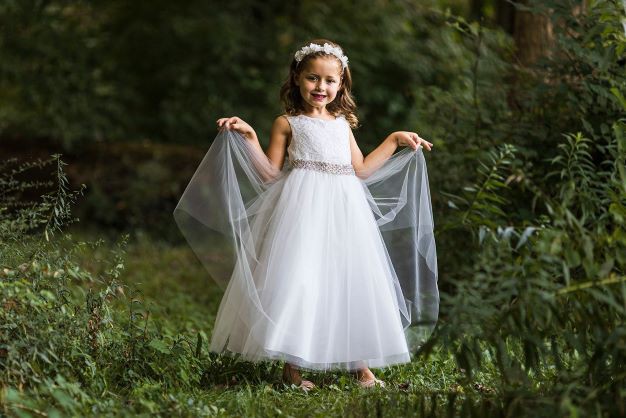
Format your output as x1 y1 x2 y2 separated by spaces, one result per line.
148 339 170 354
609 87 626 111
40 290 56 301
38 351 53 365
515 227 537 249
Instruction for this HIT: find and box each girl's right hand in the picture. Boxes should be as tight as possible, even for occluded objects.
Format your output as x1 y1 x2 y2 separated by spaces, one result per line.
216 116 257 141
393 131 433 151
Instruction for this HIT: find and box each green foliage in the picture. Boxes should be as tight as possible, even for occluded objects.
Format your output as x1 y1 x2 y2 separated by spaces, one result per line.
0 0 516 150
0 2 129 148
431 121 626 415
443 143 518 231
1 0 626 416
0 156 473 416
0 157 209 415
0 155 83 239
426 0 626 414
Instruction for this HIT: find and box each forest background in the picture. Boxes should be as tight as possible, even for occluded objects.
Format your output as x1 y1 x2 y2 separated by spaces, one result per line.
1 0 625 416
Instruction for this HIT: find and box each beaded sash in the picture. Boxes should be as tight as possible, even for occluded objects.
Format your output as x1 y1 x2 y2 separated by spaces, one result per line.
291 159 355 175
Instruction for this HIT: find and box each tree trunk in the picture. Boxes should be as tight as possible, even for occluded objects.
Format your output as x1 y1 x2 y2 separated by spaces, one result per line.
495 0 516 35
513 0 554 66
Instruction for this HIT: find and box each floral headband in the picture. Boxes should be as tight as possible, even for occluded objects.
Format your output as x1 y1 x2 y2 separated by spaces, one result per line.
294 42 349 69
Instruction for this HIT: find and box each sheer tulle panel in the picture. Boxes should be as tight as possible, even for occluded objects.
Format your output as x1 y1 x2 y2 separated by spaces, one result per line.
358 146 439 349
174 129 284 288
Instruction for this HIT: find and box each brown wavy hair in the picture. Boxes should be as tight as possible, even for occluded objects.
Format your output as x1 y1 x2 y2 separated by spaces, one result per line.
279 38 359 129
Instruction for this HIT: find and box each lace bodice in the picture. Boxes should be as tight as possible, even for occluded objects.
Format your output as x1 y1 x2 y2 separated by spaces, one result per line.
284 114 352 165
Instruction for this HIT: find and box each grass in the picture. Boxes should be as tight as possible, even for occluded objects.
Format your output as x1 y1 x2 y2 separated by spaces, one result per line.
4 226 500 417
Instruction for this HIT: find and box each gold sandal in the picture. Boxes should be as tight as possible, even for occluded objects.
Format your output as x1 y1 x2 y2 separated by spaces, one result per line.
282 364 317 392
358 377 386 388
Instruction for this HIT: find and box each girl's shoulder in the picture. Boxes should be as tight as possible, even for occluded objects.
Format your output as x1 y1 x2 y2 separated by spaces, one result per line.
276 114 294 127
274 113 292 128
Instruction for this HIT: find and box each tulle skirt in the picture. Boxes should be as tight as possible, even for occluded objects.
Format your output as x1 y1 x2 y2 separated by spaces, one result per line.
209 167 412 371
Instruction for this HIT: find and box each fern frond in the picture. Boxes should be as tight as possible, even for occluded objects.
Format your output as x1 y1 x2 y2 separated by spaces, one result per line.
547 132 609 223
459 143 518 229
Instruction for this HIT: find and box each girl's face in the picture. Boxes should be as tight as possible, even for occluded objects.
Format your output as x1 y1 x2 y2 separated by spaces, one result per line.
295 56 343 113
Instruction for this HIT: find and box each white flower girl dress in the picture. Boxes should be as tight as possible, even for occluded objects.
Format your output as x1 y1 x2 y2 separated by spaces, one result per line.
174 113 438 371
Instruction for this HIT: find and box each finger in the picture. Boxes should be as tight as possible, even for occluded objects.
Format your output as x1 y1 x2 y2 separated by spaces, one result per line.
217 118 230 127
417 134 433 147
226 117 239 128
413 133 432 150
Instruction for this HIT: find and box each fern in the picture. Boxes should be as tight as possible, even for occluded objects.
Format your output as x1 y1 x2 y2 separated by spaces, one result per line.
443 143 517 232
546 132 607 223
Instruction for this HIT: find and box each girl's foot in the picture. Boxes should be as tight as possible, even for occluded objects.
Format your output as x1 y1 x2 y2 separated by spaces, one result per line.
354 367 386 388
282 363 316 392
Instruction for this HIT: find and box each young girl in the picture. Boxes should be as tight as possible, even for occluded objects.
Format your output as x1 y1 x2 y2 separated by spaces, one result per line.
174 39 439 391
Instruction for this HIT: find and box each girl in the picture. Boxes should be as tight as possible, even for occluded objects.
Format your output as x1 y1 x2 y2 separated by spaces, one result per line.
174 39 439 391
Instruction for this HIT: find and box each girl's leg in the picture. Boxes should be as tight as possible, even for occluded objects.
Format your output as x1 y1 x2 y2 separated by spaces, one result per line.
282 362 316 391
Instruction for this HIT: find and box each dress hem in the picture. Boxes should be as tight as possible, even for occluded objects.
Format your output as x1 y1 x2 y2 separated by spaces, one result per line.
209 346 412 372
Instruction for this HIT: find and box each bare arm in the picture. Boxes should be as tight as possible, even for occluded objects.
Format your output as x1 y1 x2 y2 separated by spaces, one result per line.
264 116 291 171
350 129 433 179
216 115 290 182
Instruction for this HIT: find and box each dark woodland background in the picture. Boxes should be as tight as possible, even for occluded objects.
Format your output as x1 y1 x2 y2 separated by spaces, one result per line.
1 0 625 416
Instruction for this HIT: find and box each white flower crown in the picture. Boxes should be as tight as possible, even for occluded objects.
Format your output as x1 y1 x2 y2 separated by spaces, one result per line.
294 42 349 69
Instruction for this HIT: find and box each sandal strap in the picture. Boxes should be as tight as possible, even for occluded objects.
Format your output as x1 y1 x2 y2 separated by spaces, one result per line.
358 378 386 388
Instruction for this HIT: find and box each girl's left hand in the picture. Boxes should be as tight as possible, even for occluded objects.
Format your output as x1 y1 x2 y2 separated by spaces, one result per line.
216 116 257 142
393 131 433 151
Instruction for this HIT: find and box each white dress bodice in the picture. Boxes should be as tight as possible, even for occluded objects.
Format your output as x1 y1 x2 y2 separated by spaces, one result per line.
285 114 352 165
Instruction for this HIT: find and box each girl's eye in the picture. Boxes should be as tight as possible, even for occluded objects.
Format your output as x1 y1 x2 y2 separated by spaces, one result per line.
307 77 335 83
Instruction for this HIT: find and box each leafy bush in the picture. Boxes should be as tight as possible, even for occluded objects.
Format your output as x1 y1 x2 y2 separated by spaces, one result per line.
423 1 626 415
1 0 625 416
0 156 213 415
